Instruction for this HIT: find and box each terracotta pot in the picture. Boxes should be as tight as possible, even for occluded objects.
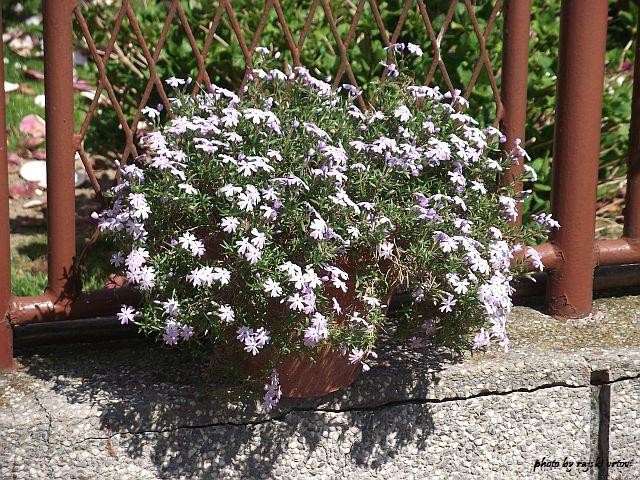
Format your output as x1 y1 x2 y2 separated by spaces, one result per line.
273 346 363 398
249 255 394 398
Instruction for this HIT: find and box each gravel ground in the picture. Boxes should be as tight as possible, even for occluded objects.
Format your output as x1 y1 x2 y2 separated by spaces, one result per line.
1 296 639 479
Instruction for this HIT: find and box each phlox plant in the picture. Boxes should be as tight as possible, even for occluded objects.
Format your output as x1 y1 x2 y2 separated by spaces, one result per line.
93 44 557 411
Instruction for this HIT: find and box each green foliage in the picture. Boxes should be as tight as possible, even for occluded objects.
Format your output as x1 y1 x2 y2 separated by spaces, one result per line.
74 0 638 220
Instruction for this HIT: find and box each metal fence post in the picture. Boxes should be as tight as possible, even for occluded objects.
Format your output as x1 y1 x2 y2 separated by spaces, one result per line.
43 0 78 301
623 12 640 239
546 0 608 318
0 3 13 368
500 0 531 227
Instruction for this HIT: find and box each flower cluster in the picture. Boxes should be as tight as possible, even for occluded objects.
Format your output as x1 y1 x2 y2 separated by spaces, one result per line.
96 45 555 411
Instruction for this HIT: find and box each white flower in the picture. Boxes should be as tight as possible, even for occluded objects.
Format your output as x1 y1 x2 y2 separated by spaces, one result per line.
379 242 394 259
263 279 283 297
393 105 412 122
218 305 235 323
406 42 423 56
235 237 252 255
160 299 180 316
348 348 365 364
178 183 199 195
142 106 160 119
310 218 328 240
251 228 267 249
117 305 138 325
221 216 240 233
287 293 305 312
212 267 231 285
165 76 186 88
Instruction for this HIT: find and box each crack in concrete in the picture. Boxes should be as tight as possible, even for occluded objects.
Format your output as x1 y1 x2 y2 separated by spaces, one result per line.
32 392 53 445
71 371 640 445
75 379 600 442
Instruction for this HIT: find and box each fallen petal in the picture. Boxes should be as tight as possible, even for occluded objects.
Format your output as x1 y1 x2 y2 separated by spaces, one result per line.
4 81 19 92
19 160 47 186
18 114 46 137
8 182 38 199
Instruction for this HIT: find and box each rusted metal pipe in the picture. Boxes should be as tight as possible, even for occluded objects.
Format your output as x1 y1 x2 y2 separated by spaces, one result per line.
8 288 140 326
500 0 531 226
0 4 13 368
624 12 640 238
595 237 640 266
545 0 608 318
43 0 78 299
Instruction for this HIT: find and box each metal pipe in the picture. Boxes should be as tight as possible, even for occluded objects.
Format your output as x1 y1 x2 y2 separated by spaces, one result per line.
595 237 640 266
514 263 640 300
500 0 532 226
0 3 13 368
624 12 640 238
13 317 138 348
545 0 608 318
43 0 78 300
8 288 140 326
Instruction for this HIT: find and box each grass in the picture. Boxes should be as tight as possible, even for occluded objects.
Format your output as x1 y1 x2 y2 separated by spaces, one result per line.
10 233 117 297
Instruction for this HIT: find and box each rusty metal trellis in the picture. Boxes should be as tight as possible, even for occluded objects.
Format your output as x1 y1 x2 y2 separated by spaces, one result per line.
2 0 640 367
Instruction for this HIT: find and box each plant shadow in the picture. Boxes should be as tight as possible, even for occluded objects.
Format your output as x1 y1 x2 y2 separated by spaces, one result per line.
15 322 460 477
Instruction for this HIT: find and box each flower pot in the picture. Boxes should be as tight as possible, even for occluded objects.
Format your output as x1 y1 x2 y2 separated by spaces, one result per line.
246 254 393 398
274 347 362 398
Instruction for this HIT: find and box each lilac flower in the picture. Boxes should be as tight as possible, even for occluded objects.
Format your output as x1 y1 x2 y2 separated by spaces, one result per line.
421 320 436 335
261 370 282 412
473 328 490 349
187 266 216 287
180 325 194 341
409 336 424 349
348 348 365 364
526 247 544 271
310 218 328 240
159 299 180 316
244 245 263 264
341 84 362 97
433 231 458 253
142 106 160 119
110 252 125 267
439 293 457 313
117 305 138 325
384 43 405 52
448 274 470 295
379 60 399 78
236 326 253 342
254 327 271 347
332 297 342 315
128 193 150 219
499 196 518 222
235 237 252 255
303 122 330 139
219 184 243 198
163 320 180 345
